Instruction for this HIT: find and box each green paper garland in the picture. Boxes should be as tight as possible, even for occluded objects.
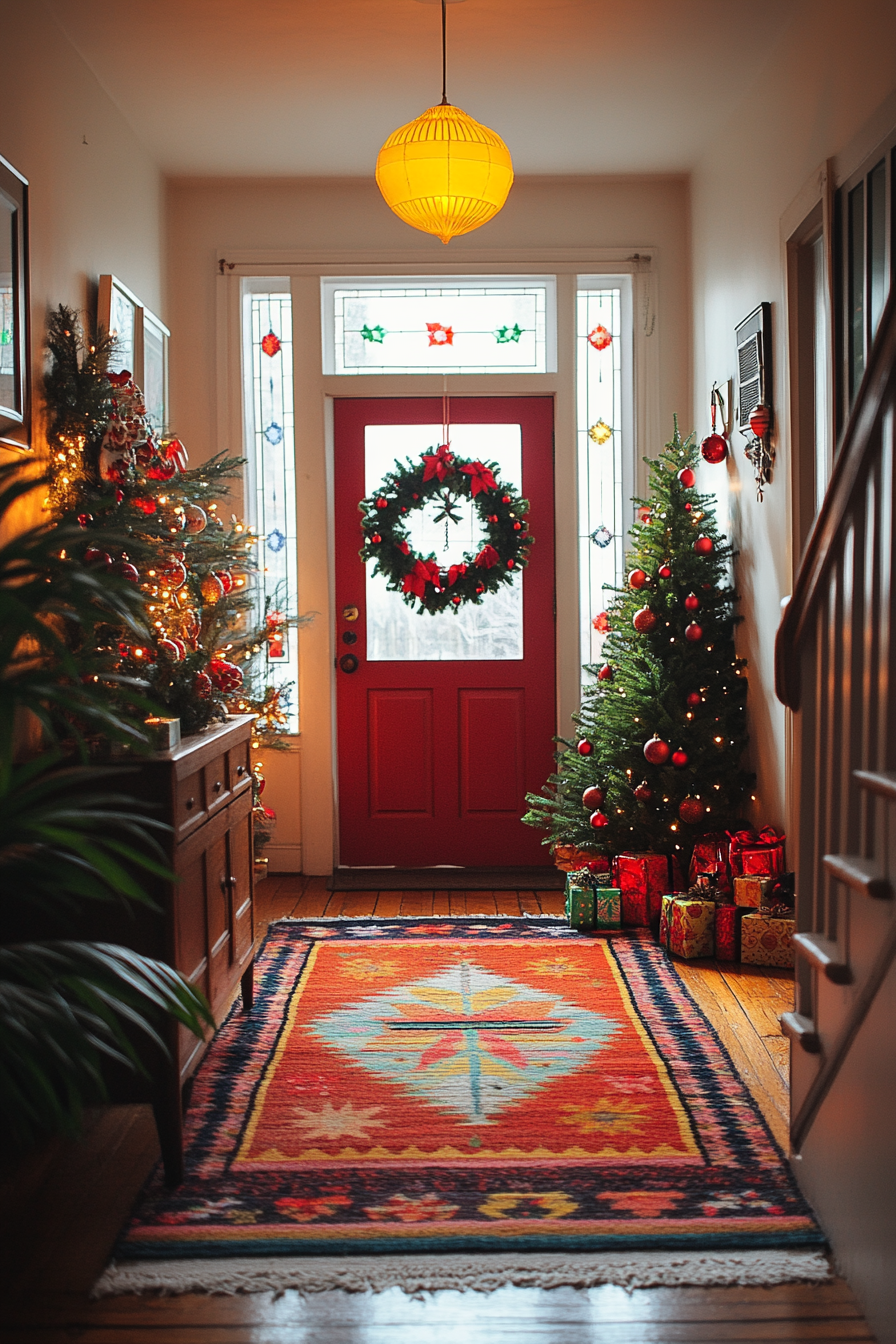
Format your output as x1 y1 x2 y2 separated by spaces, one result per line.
359 446 534 615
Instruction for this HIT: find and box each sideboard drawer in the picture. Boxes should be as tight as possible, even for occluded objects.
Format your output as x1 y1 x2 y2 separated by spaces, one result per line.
176 770 207 836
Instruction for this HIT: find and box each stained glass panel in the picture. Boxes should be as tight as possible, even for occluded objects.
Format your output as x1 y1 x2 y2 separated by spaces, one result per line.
323 277 555 375
107 286 136 376
364 423 523 661
577 285 626 680
244 286 299 732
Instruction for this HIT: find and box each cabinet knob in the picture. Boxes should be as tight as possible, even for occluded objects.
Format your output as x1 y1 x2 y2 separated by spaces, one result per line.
213 780 222 793
220 874 238 892
236 764 245 776
185 797 195 809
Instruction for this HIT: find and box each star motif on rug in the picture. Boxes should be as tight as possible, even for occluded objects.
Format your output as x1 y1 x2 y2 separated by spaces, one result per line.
292 1100 387 1140
310 959 619 1125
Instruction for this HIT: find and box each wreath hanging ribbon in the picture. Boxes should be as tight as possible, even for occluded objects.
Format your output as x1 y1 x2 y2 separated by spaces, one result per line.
359 445 534 615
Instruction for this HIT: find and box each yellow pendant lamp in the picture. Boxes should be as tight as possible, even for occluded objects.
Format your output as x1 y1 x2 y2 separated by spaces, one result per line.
375 0 513 245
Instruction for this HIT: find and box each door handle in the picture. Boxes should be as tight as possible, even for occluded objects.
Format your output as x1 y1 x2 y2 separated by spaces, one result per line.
339 653 360 673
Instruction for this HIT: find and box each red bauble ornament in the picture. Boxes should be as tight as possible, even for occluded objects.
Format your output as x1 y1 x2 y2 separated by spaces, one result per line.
77 513 93 527
633 780 653 802
157 638 183 661
748 403 771 439
628 568 647 590
686 691 702 708
638 506 652 523
208 658 244 694
700 432 728 464
160 560 187 590
169 637 187 659
193 671 213 699
376 497 388 510
597 663 614 682
633 606 658 633
694 536 714 554
577 739 594 757
370 533 382 544
671 748 689 768
684 502 692 512
658 563 672 579
114 561 139 583
582 786 605 809
215 570 234 595
507 559 515 569
684 592 700 611
679 795 705 825
146 459 177 482
589 810 609 830
84 547 112 567
677 467 696 488
592 611 611 633
643 735 670 765
184 505 207 535
685 622 703 642
133 497 157 515
200 572 225 606
502 494 511 503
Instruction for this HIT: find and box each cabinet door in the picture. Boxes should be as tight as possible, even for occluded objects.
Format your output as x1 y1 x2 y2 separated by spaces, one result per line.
174 850 210 1080
228 804 254 967
205 834 232 1012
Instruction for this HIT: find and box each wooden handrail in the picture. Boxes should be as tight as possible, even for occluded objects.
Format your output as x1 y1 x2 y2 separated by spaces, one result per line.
776 287 896 710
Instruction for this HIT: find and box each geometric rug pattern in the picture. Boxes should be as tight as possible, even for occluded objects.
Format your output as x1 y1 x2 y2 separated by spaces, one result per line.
117 919 823 1258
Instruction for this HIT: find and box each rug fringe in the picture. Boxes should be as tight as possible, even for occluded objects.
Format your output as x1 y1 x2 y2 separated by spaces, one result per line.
92 1248 832 1298
272 915 566 922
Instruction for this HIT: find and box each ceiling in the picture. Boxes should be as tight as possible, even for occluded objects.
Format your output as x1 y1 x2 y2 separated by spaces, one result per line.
47 0 798 177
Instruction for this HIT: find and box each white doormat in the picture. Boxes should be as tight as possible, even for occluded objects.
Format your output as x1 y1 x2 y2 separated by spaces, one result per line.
93 1247 832 1298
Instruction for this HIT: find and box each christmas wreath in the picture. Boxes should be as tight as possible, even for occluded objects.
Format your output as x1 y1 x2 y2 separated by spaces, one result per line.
359 444 533 615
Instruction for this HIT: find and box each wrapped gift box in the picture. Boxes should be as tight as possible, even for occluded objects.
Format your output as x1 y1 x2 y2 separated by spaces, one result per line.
616 853 685 926
594 887 622 930
554 845 610 874
733 876 773 908
728 827 786 878
714 903 747 961
740 912 795 968
688 832 733 899
659 894 716 959
564 878 595 931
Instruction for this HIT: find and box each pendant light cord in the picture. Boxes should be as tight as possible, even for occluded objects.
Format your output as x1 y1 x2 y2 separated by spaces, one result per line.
440 0 448 105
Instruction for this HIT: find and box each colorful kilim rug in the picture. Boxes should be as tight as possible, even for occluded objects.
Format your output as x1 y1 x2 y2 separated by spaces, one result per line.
117 919 822 1259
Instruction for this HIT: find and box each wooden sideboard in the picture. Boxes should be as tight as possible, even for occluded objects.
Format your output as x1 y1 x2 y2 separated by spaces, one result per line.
112 714 257 1182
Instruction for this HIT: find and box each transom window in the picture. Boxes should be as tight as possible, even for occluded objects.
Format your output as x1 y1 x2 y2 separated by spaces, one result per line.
321 276 556 375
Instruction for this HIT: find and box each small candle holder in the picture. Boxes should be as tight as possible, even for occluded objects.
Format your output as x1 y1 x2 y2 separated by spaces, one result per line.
144 717 182 751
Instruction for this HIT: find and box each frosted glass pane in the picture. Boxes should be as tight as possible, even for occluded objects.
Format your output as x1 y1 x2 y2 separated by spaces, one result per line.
364 424 523 661
326 279 552 375
108 288 136 374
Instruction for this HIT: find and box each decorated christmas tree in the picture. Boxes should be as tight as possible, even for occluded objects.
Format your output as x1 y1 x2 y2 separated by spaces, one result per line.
43 306 292 744
524 420 752 862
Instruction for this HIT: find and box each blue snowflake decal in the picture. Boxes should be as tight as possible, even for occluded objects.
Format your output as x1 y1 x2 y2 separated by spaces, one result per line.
264 422 283 446
590 525 613 549
267 528 286 553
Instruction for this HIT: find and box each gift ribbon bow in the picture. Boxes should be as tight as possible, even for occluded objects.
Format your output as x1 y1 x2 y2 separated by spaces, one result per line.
447 562 467 586
461 460 498 497
728 826 785 852
401 557 442 598
422 444 455 483
474 544 499 569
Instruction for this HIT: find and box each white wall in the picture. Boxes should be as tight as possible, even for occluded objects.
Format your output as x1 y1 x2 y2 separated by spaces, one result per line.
691 0 896 832
166 175 691 871
2 0 165 460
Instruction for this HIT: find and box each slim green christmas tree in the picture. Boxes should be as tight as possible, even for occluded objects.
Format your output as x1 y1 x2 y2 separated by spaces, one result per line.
524 420 752 862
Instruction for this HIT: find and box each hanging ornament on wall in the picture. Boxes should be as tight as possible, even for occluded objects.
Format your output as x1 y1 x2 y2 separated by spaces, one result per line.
375 0 513 243
700 383 729 464
744 402 774 501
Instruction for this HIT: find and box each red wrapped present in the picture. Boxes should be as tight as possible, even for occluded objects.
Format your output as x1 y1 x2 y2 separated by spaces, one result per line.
688 832 732 898
714 903 747 961
615 852 685 926
728 827 785 878
659 894 715 959
553 845 610 874
740 912 795 967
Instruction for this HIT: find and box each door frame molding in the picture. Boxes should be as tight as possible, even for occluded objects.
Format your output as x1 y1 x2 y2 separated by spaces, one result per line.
216 251 657 873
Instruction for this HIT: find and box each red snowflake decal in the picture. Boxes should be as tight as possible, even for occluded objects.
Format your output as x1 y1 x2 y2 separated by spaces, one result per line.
261 330 281 357
426 323 454 347
587 324 612 351
592 611 611 633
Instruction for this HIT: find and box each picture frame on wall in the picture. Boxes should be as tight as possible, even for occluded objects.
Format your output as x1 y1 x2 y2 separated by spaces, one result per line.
97 274 170 431
0 153 31 453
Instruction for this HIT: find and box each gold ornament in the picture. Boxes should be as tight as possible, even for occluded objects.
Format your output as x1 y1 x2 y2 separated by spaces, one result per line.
588 420 612 445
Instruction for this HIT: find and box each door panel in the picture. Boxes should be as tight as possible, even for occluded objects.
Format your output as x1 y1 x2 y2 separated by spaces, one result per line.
335 397 555 868
459 688 525 815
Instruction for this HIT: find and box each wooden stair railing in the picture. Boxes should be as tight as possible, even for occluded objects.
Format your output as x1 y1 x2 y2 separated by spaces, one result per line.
775 286 896 1155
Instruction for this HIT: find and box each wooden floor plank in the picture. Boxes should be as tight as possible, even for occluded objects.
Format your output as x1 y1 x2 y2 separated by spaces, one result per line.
398 891 433 916
463 892 498 915
537 891 565 916
517 890 543 916
448 891 468 916
290 877 331 918
432 892 452 915
374 891 403 917
494 892 523 915
335 891 378 917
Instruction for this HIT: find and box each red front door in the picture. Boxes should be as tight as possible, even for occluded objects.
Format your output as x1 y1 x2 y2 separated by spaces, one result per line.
334 397 555 868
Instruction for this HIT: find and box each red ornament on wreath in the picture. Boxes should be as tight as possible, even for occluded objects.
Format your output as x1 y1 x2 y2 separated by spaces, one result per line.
633 779 653 801
633 606 658 633
685 622 703 642
577 739 594 757
208 658 244 694
700 433 728 465
582 785 604 809
671 747 689 768
694 535 714 554
628 568 647 590
597 663 614 682
643 735 670 765
677 467 696 488
679 795 705 825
